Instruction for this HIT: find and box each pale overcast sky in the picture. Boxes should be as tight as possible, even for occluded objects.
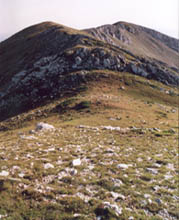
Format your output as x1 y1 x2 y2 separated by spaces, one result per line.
0 0 178 41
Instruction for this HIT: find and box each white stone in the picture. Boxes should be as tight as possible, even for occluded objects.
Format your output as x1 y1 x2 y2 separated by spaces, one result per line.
101 126 121 131
20 135 37 140
18 173 25 178
148 199 152 204
75 56 82 65
111 192 125 200
0 214 8 219
117 164 131 169
36 122 55 131
72 159 81 166
12 166 21 171
166 163 174 170
144 194 151 198
153 163 162 168
0 170 9 177
58 171 67 180
70 169 78 176
44 163 54 169
137 158 143 162
146 168 158 175
164 174 173 180
44 147 55 152
153 185 160 191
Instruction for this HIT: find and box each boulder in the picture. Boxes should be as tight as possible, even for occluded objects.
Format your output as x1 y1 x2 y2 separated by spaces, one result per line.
36 122 55 131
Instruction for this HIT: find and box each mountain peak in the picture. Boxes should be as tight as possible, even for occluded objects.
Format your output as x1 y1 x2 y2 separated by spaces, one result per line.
85 21 179 67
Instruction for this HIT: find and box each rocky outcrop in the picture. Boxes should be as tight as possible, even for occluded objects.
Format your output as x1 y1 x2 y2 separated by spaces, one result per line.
0 43 126 121
127 62 179 85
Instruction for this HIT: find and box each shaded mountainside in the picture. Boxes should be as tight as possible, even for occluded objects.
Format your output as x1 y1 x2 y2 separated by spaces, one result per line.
85 21 179 68
0 21 179 121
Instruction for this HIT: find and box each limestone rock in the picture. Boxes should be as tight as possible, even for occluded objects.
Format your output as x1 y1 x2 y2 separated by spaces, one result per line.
72 158 81 166
44 163 54 169
0 170 9 177
36 122 55 131
117 164 132 169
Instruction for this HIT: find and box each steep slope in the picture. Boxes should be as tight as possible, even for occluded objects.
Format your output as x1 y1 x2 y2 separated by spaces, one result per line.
85 21 179 68
0 21 179 121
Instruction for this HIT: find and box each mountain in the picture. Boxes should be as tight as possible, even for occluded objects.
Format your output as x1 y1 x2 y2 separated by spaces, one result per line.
0 21 178 121
85 21 179 68
0 21 178 219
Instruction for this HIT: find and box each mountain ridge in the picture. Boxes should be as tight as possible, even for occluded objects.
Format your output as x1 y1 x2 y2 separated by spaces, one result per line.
113 21 179 52
84 21 179 68
0 21 178 121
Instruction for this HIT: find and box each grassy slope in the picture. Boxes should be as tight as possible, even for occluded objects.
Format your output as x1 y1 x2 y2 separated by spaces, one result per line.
0 72 178 219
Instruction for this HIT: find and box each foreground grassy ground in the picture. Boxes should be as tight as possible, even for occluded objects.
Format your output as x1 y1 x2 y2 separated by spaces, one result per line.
0 72 178 219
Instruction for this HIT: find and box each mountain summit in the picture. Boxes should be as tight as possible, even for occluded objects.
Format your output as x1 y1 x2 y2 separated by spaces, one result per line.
85 21 179 67
0 21 178 121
